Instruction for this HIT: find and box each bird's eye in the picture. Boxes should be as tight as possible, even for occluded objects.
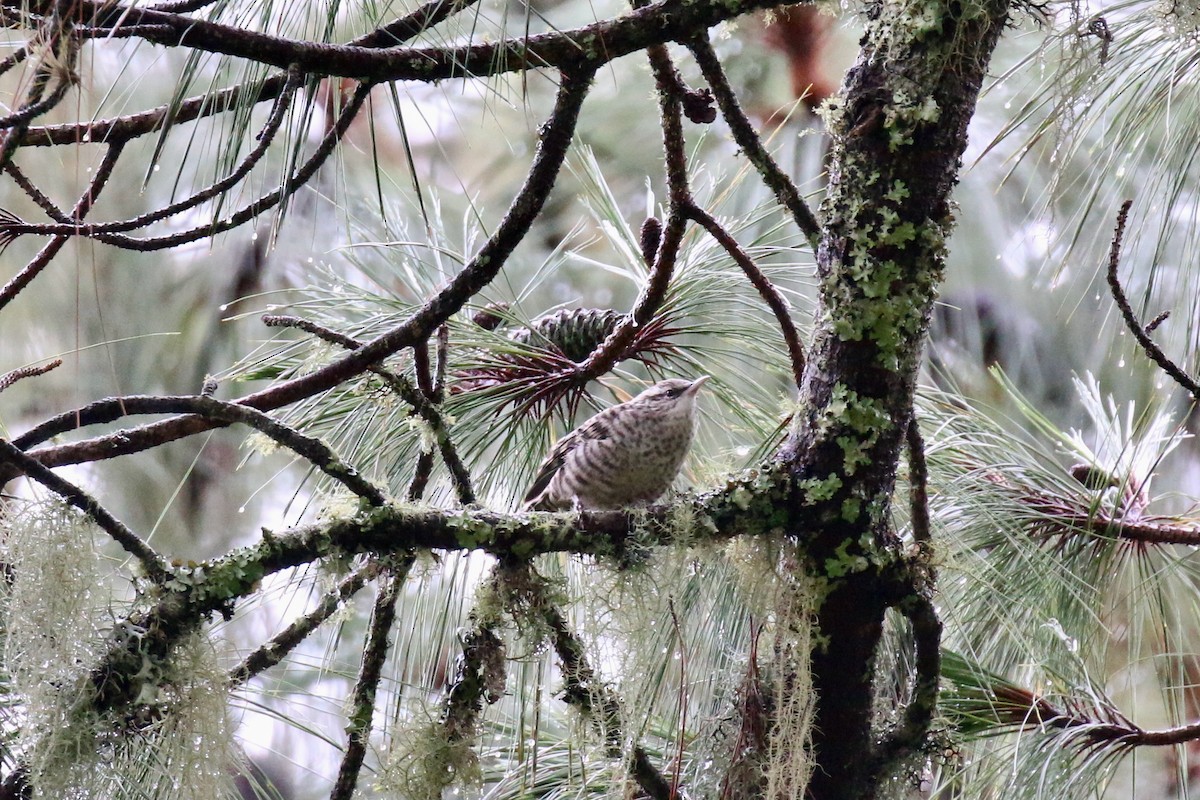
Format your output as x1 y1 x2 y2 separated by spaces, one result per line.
666 387 684 398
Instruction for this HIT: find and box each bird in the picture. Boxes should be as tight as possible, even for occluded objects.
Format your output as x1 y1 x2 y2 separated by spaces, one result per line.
523 376 708 511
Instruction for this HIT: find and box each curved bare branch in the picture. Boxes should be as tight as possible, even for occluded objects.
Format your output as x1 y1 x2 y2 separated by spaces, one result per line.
7 65 597 479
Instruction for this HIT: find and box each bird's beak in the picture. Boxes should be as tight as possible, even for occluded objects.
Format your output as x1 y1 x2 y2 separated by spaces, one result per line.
685 375 710 396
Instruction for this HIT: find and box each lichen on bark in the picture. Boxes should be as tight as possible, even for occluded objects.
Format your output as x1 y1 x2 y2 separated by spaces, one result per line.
775 0 1014 796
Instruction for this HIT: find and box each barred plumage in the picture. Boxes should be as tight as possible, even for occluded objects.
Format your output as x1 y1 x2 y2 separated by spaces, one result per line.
523 377 708 511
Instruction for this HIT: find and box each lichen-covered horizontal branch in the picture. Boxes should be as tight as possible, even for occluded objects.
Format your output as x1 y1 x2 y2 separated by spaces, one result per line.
85 470 782 715
249 476 781 570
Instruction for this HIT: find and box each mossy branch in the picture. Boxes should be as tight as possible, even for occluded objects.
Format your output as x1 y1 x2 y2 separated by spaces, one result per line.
0 438 170 582
79 469 781 723
499 561 673 800
330 557 413 800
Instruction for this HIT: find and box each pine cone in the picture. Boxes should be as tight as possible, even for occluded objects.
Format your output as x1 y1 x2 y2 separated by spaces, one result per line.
508 307 624 362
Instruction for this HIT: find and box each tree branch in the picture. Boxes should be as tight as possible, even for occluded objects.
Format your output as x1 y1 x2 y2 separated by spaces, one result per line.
3 0 791 84
11 394 388 505
0 359 61 394
906 416 931 549
956 674 1200 750
685 202 806 387
573 42 689 382
3 162 69 221
1023 490 1200 547
228 560 386 686
0 438 170 582
0 141 124 311
1105 199 1200 401
22 72 291 147
329 558 411 800
17 64 305 237
688 38 821 249
0 81 370 252
261 314 475 505
873 593 941 773
19 0 483 149
8 65 597 479
501 561 673 800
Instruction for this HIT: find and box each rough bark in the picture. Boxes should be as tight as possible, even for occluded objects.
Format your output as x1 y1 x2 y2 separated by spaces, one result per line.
776 0 1013 797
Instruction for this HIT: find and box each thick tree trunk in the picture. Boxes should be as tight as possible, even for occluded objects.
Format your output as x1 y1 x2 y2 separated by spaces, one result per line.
777 1 1014 797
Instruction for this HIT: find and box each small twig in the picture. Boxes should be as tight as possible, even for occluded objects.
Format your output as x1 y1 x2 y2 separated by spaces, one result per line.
354 0 483 47
1105 200 1200 401
667 599 688 800
573 45 688 382
70 22 177 40
406 451 435 501
2 0 784 85
182 395 389 505
0 438 170 583
966 675 1200 749
873 594 941 772
228 560 386 686
329 558 411 800
685 203 806 386
1144 310 1169 334
0 359 61 394
905 416 931 548
0 141 125 312
0 78 70 132
433 324 450 402
413 340 435 398
262 314 475 504
0 4 79 170
688 39 821 249
11 394 388 505
0 67 64 170
0 45 27 80
15 0 475 153
147 0 223 12
1085 16 1113 65
719 620 768 800
1023 491 1200 547
23 71 292 147
3 163 70 222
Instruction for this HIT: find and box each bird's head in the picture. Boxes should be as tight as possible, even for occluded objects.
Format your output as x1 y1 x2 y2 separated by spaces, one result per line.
633 376 709 414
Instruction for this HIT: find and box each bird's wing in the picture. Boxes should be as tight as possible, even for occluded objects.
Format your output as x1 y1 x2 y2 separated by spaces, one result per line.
523 411 614 508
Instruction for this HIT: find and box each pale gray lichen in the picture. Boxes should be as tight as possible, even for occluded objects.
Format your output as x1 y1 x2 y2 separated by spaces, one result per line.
2 501 236 800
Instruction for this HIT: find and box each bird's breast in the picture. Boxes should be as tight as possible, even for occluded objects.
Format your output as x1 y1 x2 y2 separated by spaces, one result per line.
565 411 695 507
